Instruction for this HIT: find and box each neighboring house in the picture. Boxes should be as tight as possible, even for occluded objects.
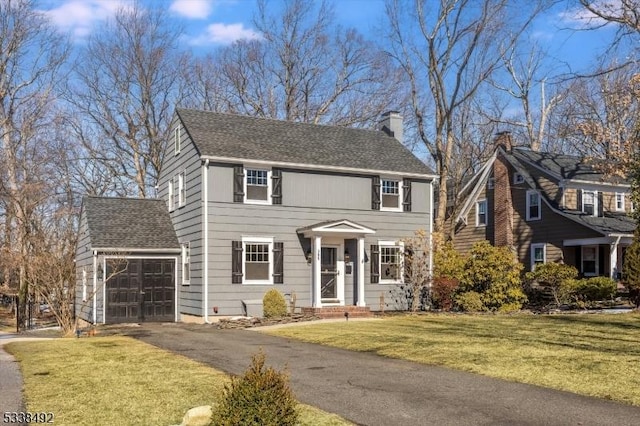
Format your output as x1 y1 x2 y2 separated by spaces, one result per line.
76 109 437 324
450 132 635 278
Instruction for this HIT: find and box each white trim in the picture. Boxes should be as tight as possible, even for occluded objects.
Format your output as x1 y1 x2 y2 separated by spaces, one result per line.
173 175 180 209
298 219 376 238
91 247 181 253
313 236 322 307
380 177 403 211
615 192 625 212
82 268 87 302
357 237 365 307
513 173 525 184
581 189 597 216
428 181 434 283
241 236 275 285
456 151 497 224
378 240 404 284
178 171 186 207
526 190 541 221
92 251 97 324
203 159 210 323
168 179 174 211
244 167 272 205
200 154 438 180
475 199 487 227
530 243 546 270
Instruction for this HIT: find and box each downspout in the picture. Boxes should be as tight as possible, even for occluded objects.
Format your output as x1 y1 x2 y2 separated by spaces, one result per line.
428 180 434 284
92 250 97 324
203 159 210 323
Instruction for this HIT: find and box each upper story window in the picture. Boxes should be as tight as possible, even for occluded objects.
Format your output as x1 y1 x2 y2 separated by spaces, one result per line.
513 173 524 184
582 190 596 216
246 168 271 203
234 166 281 205
381 179 402 210
531 243 546 270
616 193 625 212
168 179 174 211
174 126 181 155
526 190 541 221
476 199 487 227
178 172 186 207
181 242 190 285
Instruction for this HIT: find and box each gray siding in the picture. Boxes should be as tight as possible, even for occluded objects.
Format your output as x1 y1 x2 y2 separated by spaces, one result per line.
205 199 432 316
157 116 204 317
282 171 371 209
75 209 95 324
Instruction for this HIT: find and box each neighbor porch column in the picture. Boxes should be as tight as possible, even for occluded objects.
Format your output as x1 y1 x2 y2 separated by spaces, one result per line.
357 237 365 307
313 236 322 308
610 236 621 279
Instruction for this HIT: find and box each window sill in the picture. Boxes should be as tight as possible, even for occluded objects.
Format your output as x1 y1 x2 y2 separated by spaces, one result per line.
243 280 273 285
380 280 403 285
244 200 272 205
526 217 542 221
380 207 402 212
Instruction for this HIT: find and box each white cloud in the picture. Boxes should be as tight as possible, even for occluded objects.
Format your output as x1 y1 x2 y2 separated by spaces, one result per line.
558 6 609 29
41 0 129 39
189 23 261 45
170 0 214 19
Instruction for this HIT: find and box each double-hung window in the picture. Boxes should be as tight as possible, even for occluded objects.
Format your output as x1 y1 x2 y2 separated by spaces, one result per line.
243 237 273 284
168 179 174 211
616 193 625 212
181 242 190 285
178 172 186 207
379 241 403 283
526 190 541 220
582 190 596 216
531 243 546 270
582 246 597 276
246 169 270 203
174 126 181 154
381 179 402 210
476 199 487 226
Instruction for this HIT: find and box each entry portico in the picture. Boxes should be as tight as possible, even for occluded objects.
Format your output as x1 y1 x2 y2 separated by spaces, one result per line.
298 220 375 308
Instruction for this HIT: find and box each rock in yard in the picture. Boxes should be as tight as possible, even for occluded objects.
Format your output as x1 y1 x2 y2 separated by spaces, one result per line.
180 405 213 426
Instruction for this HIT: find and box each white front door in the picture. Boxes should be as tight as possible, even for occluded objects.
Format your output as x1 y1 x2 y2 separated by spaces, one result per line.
320 246 344 304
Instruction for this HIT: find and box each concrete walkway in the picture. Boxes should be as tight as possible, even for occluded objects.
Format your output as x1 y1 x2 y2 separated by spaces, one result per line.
121 322 640 426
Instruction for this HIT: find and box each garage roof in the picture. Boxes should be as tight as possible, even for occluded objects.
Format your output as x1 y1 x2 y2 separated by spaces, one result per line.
82 196 180 251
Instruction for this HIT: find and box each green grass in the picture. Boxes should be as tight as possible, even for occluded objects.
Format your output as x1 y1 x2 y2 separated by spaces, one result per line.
266 313 640 405
6 337 351 426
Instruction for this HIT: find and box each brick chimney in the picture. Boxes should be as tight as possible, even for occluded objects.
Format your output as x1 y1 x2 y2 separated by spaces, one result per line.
379 111 403 144
493 151 514 248
494 131 513 152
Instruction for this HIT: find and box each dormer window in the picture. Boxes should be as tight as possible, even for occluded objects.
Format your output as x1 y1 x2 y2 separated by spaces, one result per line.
616 193 625 212
526 190 541 221
174 126 181 155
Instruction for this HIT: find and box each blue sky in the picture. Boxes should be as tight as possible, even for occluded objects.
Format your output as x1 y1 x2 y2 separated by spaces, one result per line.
38 0 621 74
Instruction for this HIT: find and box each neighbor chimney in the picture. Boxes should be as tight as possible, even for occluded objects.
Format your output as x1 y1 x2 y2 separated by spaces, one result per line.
379 111 403 144
494 131 513 152
493 151 514 248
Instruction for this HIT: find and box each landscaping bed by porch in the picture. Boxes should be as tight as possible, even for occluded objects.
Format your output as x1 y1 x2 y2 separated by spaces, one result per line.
266 312 640 406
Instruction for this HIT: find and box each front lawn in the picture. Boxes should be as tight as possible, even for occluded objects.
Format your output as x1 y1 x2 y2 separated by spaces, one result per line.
6 337 351 426
267 313 640 405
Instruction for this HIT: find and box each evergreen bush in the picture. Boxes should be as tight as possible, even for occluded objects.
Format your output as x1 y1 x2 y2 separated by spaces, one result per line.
213 351 299 426
263 288 287 318
455 291 484 312
623 228 640 308
524 262 578 306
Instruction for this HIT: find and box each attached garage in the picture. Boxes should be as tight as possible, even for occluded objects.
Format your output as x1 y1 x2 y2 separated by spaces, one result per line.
76 197 181 325
106 258 176 323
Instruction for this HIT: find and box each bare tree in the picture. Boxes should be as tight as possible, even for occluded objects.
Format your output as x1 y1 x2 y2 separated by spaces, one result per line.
66 2 187 197
185 0 404 127
0 0 70 328
385 0 545 235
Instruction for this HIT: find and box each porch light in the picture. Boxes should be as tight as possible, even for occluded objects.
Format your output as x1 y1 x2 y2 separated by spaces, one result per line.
306 249 313 264
344 249 351 263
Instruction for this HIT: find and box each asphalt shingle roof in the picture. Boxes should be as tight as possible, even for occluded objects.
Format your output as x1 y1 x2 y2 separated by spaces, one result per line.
83 196 180 250
511 148 629 184
561 210 636 236
176 108 435 176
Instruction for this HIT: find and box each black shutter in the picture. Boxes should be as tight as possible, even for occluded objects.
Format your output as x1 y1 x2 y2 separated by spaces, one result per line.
272 169 282 205
372 176 381 210
403 178 412 212
575 247 582 275
273 242 284 284
597 192 604 217
232 241 243 284
233 165 244 203
577 190 582 212
598 245 606 276
370 244 380 283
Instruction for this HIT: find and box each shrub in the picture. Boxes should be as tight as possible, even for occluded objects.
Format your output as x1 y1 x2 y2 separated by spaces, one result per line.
434 241 466 281
623 227 640 308
524 263 578 306
458 241 526 312
455 291 484 312
213 351 299 426
431 277 459 311
573 277 617 303
263 288 287 318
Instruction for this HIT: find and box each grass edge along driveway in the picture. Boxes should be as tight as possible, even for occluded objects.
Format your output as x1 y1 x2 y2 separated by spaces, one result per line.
266 313 640 406
6 337 352 426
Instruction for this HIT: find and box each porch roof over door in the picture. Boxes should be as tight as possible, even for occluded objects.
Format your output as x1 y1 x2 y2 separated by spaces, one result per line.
297 219 376 239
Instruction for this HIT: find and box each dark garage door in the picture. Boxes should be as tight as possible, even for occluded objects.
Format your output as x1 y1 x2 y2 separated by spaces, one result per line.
106 259 175 323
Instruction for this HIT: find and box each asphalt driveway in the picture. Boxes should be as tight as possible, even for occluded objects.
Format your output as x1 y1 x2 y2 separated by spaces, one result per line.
121 322 640 426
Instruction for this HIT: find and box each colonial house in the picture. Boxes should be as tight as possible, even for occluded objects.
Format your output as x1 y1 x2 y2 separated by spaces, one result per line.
75 109 437 324
450 132 635 278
